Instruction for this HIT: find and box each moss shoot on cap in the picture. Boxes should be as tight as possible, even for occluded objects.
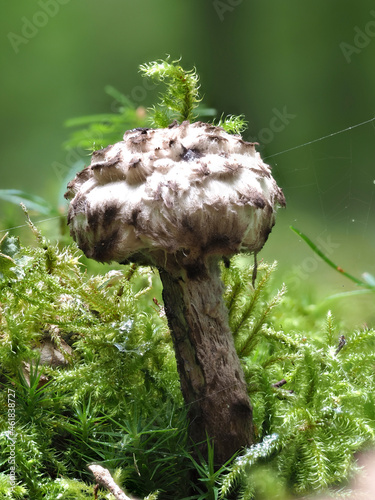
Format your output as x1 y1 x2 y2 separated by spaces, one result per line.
65 120 285 266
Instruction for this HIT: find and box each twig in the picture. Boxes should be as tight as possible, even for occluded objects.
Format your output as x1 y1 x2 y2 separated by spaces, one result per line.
88 464 138 500
272 379 287 388
335 335 346 355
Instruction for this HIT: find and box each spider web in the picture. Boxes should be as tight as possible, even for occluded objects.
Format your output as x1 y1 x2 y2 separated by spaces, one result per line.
249 114 375 309
265 116 375 244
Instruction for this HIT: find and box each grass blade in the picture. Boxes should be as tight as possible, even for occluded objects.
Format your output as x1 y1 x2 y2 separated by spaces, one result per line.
0 189 56 216
290 226 372 289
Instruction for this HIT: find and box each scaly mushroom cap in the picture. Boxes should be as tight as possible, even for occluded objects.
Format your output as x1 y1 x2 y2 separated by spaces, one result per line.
65 121 285 264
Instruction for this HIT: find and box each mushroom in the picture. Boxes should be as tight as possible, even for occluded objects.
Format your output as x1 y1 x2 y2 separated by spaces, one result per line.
65 120 285 464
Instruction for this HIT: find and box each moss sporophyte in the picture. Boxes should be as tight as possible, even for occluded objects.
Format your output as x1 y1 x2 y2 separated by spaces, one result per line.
65 116 285 464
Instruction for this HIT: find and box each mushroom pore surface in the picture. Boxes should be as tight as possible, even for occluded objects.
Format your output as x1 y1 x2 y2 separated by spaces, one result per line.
65 120 285 264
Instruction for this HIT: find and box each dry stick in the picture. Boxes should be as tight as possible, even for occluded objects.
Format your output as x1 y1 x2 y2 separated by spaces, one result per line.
88 465 138 500
335 335 346 355
272 378 287 388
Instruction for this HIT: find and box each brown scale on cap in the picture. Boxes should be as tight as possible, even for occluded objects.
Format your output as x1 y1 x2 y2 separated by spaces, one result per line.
65 120 285 265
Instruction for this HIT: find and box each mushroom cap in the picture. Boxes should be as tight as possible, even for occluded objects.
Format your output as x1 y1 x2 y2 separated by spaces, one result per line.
65 121 285 264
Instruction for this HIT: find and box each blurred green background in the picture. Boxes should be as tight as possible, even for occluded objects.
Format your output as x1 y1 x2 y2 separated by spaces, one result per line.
1 0 375 326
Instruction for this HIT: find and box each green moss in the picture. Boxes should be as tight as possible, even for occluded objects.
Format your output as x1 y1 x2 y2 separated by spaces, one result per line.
1 226 374 499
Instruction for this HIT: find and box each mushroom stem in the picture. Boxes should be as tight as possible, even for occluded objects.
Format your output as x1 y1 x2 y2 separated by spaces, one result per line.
156 252 253 464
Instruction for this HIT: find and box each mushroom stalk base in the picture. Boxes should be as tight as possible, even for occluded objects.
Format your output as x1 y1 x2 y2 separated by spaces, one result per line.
157 254 253 465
